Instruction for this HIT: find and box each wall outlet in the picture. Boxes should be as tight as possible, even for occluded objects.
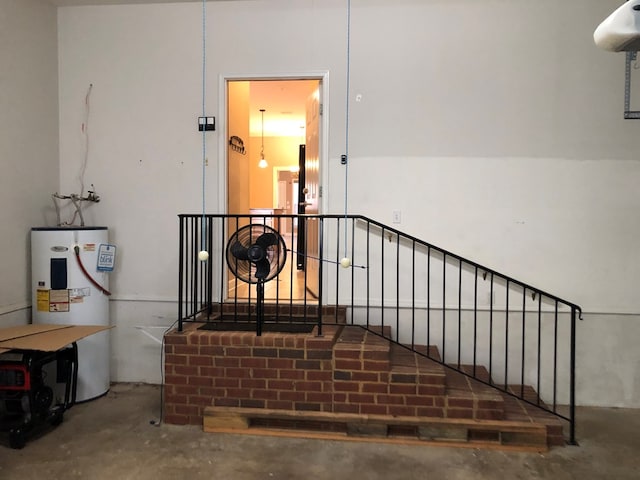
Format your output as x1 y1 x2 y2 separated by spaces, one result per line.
392 210 401 224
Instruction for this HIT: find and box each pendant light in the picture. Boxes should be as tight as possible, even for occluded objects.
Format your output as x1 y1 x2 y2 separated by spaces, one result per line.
258 109 268 169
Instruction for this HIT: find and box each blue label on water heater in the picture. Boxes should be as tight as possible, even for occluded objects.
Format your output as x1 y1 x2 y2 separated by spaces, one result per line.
97 244 116 272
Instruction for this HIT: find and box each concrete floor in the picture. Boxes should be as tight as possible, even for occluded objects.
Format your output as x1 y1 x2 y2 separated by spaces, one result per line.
1 383 638 480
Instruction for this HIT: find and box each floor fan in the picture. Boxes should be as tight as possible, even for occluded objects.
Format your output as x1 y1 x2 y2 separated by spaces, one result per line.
225 224 287 335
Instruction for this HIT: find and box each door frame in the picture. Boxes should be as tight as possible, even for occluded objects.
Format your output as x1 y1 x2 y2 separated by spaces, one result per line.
217 71 330 217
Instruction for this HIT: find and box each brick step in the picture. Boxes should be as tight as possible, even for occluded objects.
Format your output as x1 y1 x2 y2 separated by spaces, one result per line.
442 364 565 446
334 326 391 367
164 323 565 449
366 325 392 337
385 349 505 422
389 344 446 397
390 344 443 370
501 390 565 447
379 339 564 446
202 406 550 452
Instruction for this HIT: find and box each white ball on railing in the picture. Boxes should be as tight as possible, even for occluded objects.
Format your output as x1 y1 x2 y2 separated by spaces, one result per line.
340 257 351 268
198 250 209 262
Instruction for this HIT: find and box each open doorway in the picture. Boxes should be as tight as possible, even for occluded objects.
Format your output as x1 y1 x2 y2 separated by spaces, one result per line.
225 77 323 301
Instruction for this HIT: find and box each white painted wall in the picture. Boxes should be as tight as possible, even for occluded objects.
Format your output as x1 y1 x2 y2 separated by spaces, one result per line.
56 0 347 385
0 0 59 327
54 0 640 407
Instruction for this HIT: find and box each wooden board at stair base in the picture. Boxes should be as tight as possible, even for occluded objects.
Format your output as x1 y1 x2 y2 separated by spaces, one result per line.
203 406 549 452
205 410 250 430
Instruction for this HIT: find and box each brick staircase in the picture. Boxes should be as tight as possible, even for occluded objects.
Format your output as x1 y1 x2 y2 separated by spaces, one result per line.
164 321 565 451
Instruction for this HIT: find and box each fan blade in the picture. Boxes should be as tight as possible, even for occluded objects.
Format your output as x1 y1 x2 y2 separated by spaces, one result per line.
255 258 271 280
255 232 278 249
230 241 250 261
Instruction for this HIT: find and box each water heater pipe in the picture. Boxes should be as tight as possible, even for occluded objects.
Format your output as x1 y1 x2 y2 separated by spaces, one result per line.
74 245 111 296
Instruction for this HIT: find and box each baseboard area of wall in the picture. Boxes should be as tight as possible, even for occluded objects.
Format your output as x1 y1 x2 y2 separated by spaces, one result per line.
0 303 31 326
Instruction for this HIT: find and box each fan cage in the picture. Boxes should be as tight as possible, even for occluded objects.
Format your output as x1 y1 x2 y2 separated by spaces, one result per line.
226 224 287 284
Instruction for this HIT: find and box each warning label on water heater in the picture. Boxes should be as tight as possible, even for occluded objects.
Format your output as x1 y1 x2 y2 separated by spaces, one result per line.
37 288 89 311
38 289 70 312
69 287 90 303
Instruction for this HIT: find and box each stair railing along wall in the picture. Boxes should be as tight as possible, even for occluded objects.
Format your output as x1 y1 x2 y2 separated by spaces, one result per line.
178 214 582 443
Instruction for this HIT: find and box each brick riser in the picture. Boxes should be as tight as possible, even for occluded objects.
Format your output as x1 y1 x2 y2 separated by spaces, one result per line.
163 324 564 449
164 324 342 423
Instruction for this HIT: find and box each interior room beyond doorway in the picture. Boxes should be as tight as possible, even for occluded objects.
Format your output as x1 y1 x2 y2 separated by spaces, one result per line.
226 78 321 301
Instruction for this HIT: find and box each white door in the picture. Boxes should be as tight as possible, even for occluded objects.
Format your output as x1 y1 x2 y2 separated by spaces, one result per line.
303 87 321 298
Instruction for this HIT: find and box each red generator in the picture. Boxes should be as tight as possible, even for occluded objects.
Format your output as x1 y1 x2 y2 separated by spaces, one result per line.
0 344 78 449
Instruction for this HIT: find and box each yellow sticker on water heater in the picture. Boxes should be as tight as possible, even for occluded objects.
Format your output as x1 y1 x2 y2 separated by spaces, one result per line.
36 289 49 312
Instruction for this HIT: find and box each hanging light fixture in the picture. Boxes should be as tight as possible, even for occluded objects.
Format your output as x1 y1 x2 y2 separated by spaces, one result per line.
258 109 268 169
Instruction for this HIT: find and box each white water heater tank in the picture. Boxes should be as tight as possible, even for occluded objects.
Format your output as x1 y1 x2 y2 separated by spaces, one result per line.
31 227 112 401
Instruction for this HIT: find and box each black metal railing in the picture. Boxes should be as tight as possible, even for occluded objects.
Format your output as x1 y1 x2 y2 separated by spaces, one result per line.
178 213 582 444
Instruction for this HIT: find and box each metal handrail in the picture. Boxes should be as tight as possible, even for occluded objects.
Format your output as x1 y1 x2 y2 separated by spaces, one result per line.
177 213 581 444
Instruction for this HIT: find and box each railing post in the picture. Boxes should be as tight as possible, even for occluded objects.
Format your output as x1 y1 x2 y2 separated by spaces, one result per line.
178 215 184 332
569 306 578 445
317 216 324 336
206 215 214 318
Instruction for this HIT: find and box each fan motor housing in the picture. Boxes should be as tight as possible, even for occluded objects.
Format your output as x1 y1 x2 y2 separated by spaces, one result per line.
248 245 265 262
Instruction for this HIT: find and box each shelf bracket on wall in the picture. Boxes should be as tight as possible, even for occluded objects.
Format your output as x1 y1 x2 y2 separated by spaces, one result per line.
624 51 640 119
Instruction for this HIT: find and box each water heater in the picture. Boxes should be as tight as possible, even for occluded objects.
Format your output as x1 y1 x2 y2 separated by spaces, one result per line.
31 227 113 401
